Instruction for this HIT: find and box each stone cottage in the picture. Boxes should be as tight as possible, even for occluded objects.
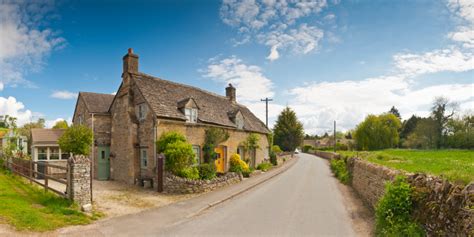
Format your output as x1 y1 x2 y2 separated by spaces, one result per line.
73 49 270 184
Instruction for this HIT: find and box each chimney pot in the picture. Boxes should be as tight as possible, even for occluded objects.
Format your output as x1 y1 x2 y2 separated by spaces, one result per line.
128 48 133 54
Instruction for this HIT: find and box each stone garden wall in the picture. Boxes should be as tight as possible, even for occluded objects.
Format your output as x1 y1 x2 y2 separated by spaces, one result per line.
346 157 473 235
163 171 243 194
311 150 340 160
68 155 92 211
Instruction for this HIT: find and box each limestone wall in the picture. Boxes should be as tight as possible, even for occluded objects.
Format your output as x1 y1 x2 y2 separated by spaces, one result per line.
162 171 243 194
67 155 91 210
311 150 340 160
346 157 473 235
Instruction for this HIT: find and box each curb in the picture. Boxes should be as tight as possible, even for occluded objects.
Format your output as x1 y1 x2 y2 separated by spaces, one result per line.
189 156 299 217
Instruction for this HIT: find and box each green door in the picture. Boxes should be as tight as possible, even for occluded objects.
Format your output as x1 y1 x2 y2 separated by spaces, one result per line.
97 146 110 180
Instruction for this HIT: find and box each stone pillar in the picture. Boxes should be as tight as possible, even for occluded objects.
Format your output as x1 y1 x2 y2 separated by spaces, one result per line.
68 155 92 212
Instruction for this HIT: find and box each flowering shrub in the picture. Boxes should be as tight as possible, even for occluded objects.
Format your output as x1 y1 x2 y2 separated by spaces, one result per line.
229 154 249 174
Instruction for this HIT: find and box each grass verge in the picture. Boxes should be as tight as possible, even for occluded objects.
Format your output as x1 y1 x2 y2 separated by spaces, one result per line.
0 168 97 232
339 149 473 184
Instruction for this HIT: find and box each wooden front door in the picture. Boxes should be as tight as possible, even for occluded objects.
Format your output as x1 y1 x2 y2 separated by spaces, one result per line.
214 146 225 173
97 146 110 180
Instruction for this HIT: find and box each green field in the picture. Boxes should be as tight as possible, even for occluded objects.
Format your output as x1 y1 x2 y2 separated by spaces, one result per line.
0 169 96 231
338 149 474 185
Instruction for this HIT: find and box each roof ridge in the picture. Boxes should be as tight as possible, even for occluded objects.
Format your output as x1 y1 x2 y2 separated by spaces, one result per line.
79 91 115 97
133 72 246 106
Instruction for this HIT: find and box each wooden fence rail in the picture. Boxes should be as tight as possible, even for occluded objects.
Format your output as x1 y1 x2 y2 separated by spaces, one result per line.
5 157 68 198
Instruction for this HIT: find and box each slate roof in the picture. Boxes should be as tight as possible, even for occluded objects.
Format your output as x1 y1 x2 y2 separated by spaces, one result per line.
79 92 115 113
133 73 270 134
31 129 65 145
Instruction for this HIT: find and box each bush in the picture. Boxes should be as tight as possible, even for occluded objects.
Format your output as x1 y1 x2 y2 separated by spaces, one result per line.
375 176 424 237
157 132 187 153
271 145 282 154
242 168 253 178
302 145 314 153
175 166 199 180
257 162 272 171
58 125 93 155
269 151 277 166
163 141 195 174
330 158 350 184
197 163 216 180
229 153 249 173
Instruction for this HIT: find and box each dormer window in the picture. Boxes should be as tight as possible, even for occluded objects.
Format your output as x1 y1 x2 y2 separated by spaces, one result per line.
178 97 199 123
236 115 244 129
185 108 198 123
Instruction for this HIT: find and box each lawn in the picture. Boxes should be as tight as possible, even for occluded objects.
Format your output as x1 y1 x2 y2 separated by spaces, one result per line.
338 149 474 185
0 168 95 232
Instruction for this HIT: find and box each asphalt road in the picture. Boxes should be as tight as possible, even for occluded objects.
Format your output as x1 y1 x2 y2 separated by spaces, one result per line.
159 153 355 236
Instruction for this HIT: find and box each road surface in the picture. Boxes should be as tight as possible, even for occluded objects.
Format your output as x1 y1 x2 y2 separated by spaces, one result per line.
159 153 355 236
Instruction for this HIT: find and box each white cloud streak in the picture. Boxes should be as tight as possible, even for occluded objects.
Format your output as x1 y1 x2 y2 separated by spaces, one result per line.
51 90 78 100
0 96 33 126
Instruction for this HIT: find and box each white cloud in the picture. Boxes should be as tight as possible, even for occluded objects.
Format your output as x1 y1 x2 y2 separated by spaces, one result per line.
447 0 474 48
202 56 274 103
288 77 473 134
220 0 332 61
0 0 65 88
0 96 33 126
393 47 474 76
51 90 78 100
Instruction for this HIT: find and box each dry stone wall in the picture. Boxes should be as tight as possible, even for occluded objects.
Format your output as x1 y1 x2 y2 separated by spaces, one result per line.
345 157 473 236
163 171 243 194
67 155 91 210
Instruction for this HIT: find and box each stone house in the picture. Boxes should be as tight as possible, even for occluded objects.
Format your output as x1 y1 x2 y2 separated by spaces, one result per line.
73 49 270 184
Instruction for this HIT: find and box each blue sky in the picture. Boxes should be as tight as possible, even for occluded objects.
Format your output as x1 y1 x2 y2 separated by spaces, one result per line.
0 0 473 134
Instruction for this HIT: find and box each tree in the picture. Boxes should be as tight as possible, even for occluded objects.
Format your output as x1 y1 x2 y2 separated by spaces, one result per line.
354 113 401 150
389 106 401 120
53 120 69 129
156 131 195 175
17 118 45 154
58 125 93 156
400 115 419 140
273 107 304 152
431 97 458 148
345 132 353 139
445 114 474 149
404 118 438 149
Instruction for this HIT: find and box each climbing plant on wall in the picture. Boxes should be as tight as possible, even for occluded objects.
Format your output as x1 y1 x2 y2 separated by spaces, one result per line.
202 127 229 163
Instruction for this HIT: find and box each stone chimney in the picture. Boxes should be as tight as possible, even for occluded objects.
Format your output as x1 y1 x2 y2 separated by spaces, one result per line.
226 84 236 103
123 48 139 73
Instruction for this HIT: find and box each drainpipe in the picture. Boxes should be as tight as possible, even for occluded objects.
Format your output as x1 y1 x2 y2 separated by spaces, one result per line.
90 113 95 203
153 117 157 173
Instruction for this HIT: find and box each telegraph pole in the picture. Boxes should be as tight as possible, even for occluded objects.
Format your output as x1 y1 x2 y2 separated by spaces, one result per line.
260 97 273 128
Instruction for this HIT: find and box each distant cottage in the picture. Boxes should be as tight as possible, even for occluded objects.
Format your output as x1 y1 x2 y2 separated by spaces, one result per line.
72 49 270 184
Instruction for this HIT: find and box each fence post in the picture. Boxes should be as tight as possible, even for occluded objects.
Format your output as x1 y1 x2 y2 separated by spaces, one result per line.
44 163 48 192
156 154 164 192
29 160 33 184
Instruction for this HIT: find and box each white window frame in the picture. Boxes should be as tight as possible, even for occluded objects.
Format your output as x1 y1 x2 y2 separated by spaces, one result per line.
78 114 83 125
38 147 47 161
49 147 60 160
138 103 147 120
192 145 201 164
140 148 148 169
185 108 198 123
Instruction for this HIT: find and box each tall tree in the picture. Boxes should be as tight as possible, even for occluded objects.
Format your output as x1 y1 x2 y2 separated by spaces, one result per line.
354 113 401 150
273 107 304 152
389 106 401 120
404 118 438 149
400 115 419 140
53 120 69 129
431 97 457 148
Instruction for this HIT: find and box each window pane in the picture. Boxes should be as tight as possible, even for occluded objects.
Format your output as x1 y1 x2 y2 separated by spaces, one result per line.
141 149 147 168
192 145 200 164
50 148 59 160
38 148 47 160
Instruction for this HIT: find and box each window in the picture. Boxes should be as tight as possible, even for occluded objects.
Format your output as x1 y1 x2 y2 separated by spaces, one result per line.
138 103 147 120
38 148 47 160
50 148 59 160
140 148 148 168
237 146 245 160
236 116 244 129
185 108 198 123
61 152 69 160
192 145 201 164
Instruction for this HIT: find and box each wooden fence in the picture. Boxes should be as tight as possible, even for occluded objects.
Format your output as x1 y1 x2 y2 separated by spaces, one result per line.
4 157 68 198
